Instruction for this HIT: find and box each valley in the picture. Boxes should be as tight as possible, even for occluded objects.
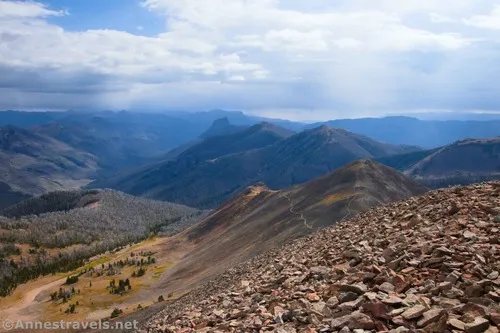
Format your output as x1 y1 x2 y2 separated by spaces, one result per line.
0 236 186 325
0 189 204 297
0 109 499 333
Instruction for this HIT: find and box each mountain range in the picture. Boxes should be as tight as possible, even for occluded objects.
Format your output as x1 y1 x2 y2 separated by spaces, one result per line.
1 109 499 209
96 123 419 208
95 118 500 209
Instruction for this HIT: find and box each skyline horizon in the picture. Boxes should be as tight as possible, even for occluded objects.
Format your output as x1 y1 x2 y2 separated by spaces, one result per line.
1 1 500 119
1 107 500 123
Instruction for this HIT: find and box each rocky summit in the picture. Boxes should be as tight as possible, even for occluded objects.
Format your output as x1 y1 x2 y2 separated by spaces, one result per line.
145 182 500 333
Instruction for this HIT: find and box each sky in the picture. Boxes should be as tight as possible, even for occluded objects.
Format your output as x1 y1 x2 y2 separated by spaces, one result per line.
0 0 500 121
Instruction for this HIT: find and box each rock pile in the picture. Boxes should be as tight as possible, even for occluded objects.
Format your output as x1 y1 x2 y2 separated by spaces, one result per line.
145 182 500 333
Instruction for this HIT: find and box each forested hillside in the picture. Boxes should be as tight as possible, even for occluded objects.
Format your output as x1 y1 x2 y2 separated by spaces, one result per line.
0 189 205 296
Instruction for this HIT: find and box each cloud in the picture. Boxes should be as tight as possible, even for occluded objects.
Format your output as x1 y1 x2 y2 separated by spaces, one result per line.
429 13 457 24
0 0 499 119
463 5 500 30
0 1 66 18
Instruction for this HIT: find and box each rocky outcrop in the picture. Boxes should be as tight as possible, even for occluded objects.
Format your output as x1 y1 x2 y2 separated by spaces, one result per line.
145 182 500 333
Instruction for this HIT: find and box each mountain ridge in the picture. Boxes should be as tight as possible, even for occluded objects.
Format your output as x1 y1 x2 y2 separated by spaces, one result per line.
92 121 295 202
199 117 245 139
146 181 500 332
102 125 420 208
310 116 500 148
147 160 427 297
404 136 500 187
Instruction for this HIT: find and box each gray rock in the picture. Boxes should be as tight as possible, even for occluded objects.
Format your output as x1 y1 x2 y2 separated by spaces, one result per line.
401 305 427 320
448 318 466 330
417 308 447 327
378 282 395 294
330 312 375 330
464 317 490 333
339 291 360 303
339 283 368 295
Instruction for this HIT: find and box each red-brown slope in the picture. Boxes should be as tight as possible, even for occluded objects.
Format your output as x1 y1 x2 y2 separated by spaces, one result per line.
148 181 500 333
154 160 427 297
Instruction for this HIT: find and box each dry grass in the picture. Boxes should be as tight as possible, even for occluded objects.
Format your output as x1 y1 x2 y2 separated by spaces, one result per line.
152 264 171 280
80 256 111 271
1 236 184 323
317 190 357 205
43 266 161 321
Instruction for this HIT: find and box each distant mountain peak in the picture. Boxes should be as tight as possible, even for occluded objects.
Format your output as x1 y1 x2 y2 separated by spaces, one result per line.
200 117 242 139
314 159 375 179
340 159 402 176
295 125 357 146
247 122 295 137
309 124 330 133
254 121 281 131
351 158 381 167
214 116 230 125
208 109 245 116
308 124 352 137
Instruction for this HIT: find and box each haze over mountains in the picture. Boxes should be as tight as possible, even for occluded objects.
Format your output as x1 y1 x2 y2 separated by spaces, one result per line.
99 123 420 208
0 110 499 209
309 116 500 148
0 125 97 208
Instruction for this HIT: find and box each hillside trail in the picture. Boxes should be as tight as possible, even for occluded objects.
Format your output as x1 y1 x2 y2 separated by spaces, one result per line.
0 276 67 322
280 192 313 230
341 192 360 222
340 171 363 222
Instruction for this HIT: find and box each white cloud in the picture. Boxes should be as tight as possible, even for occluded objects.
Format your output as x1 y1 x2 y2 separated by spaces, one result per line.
0 1 66 18
142 0 469 53
429 13 457 24
463 5 500 30
0 0 500 118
